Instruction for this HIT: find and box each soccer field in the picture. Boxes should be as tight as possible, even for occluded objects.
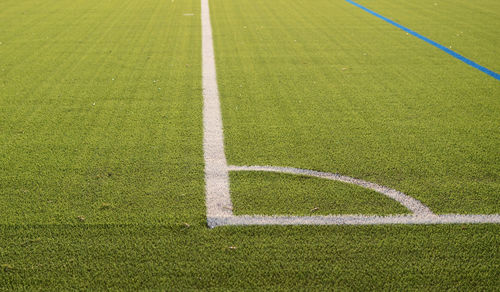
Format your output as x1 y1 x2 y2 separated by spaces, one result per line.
1 0 499 289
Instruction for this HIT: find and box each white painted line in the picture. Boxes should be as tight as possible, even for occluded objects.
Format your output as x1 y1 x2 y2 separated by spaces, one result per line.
228 165 434 216
202 0 233 218
208 214 500 228
201 0 500 228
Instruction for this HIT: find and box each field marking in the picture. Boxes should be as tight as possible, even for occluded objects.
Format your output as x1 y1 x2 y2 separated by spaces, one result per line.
228 165 434 216
208 214 500 227
345 0 500 81
201 0 500 228
202 0 232 218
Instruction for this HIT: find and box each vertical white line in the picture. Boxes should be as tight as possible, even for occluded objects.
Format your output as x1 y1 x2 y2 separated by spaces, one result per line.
202 0 233 218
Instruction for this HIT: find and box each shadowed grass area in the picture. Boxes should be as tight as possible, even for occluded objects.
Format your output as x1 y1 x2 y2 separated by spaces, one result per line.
1 224 499 290
230 171 409 216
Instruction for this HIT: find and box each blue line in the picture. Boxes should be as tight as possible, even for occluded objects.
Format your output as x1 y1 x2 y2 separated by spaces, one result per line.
345 0 500 81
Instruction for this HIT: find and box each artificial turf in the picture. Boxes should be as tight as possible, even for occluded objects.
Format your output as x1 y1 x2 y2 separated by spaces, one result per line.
1 224 499 290
212 0 500 214
0 0 499 289
354 0 500 72
230 172 409 216
0 0 205 224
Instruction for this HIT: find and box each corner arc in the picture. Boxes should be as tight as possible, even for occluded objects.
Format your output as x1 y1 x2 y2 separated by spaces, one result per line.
228 165 435 216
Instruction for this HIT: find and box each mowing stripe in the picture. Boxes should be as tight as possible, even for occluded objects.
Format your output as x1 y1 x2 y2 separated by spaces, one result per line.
208 214 500 227
202 0 233 218
228 165 434 216
345 0 500 81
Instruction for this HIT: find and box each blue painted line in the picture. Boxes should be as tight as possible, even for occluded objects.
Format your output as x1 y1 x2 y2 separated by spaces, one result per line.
345 0 500 81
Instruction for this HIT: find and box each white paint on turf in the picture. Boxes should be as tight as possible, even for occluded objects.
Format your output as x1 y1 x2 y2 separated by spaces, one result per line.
208 214 500 227
201 0 500 228
202 0 232 218
228 165 433 216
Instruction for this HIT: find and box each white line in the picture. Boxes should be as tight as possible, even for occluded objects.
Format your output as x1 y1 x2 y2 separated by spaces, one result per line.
208 214 500 228
228 165 434 216
202 0 233 218
201 0 500 228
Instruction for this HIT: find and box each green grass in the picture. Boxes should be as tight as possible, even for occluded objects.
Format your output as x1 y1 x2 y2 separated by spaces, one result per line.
1 224 499 290
355 0 500 72
0 0 499 289
230 172 409 215
212 0 500 214
0 0 204 224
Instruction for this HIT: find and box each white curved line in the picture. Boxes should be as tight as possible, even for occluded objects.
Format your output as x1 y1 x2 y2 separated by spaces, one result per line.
201 0 499 228
228 165 434 216
208 214 500 228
